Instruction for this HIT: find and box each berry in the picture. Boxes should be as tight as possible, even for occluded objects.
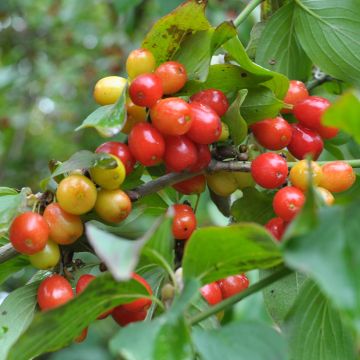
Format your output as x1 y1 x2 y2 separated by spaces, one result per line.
150 98 192 136
129 73 163 107
29 240 60 269
232 172 255 189
186 102 222 144
9 212 49 255
265 217 286 241
172 204 197 240
164 136 198 172
37 275 73 311
56 175 97 215
43 203 83 245
128 123 165 166
319 161 356 193
200 282 222 306
96 141 136 175
251 153 288 189
95 189 132 223
189 144 211 172
93 76 127 105
112 307 147 327
126 48 156 79
273 186 305 221
90 154 126 190
206 171 238 196
316 187 335 205
289 160 323 191
154 61 187 94
173 174 206 194
190 89 229 117
282 80 309 114
122 100 147 134
287 124 324 160
251 117 293 150
217 274 249 299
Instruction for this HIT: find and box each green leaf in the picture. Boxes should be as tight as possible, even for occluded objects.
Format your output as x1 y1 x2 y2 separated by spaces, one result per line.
246 21 267 60
193 321 288 360
283 280 357 360
256 2 312 80
323 90 360 144
182 223 282 284
294 0 360 85
8 274 149 360
0 255 29 285
142 0 210 66
222 90 248 145
174 21 237 81
231 188 274 225
75 84 127 136
0 282 39 360
186 295 219 330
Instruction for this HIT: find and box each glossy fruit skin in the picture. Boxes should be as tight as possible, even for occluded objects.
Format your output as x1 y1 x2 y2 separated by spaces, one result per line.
90 154 126 190
189 144 211 173
232 172 255 189
265 217 286 241
121 273 153 312
172 204 197 240
128 123 165 166
37 275 74 311
282 80 309 114
186 102 222 144
29 240 60 269
150 98 192 136
154 61 187 94
43 203 83 245
95 189 132 223
287 124 324 160
9 212 49 255
93 76 127 105
96 141 136 175
129 73 163 107
251 117 293 150
173 174 206 194
273 186 305 221
126 48 156 79
200 282 223 306
289 160 323 191
190 89 229 117
251 153 288 189
319 161 356 193
206 171 238 196
316 187 335 205
218 122 229 141
217 274 249 299
112 307 147 327
122 100 147 134
56 175 97 215
164 136 198 172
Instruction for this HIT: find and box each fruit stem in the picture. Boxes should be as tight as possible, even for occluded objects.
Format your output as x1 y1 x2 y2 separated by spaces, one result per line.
188 265 292 325
233 0 264 28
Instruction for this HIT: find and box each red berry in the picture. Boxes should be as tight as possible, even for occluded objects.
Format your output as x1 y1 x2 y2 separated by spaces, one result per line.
164 136 198 172
282 80 309 114
200 282 222 306
37 275 74 311
217 274 249 299
264 217 286 241
128 123 165 166
112 307 147 327
189 144 211 172
293 96 338 139
150 98 192 136
251 117 293 150
172 204 197 240
96 141 136 175
186 102 222 144
129 73 163 107
173 174 206 194
9 212 49 255
154 61 187 94
251 153 288 189
273 186 305 222
287 124 324 160
190 89 229 117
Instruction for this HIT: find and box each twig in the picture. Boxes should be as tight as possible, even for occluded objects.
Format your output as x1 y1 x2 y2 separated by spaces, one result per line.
234 0 264 28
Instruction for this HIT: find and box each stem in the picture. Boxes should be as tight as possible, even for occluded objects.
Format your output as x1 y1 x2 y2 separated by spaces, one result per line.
234 0 264 28
306 74 333 91
189 266 292 325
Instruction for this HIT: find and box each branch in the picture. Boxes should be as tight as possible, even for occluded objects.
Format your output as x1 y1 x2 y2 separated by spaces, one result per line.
306 74 333 91
0 243 18 263
234 0 264 28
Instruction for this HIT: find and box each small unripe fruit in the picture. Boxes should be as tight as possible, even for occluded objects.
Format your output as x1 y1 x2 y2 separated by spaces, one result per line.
29 240 60 269
93 76 127 105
